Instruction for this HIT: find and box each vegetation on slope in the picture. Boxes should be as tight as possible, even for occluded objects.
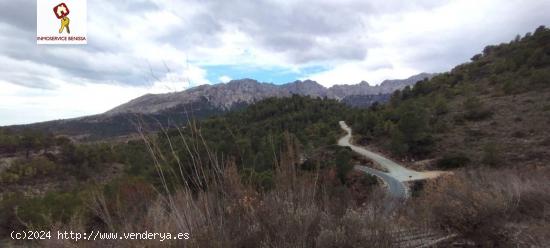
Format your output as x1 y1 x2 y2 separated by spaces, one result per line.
0 95 375 243
154 95 360 189
350 25 550 169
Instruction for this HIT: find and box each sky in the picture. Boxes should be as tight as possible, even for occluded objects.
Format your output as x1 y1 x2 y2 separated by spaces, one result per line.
0 0 549 125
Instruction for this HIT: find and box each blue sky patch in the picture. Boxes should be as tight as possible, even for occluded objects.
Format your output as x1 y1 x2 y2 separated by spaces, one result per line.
203 65 328 84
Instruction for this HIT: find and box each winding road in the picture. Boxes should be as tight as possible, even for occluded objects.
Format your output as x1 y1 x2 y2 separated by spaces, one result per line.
337 121 444 199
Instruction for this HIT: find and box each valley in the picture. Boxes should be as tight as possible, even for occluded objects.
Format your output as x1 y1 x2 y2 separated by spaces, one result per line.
0 26 549 247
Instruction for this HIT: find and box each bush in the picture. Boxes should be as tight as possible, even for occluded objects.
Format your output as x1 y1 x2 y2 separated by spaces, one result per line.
463 97 493 121
0 191 83 236
0 193 27 235
335 147 353 184
433 96 449 115
0 172 20 184
0 157 57 184
436 152 470 170
17 192 83 229
529 69 550 87
482 142 502 166
502 79 520 95
389 129 408 156
418 168 550 246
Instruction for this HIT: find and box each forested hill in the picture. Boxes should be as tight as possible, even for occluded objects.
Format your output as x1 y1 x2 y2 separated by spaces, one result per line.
159 96 360 186
349 25 550 169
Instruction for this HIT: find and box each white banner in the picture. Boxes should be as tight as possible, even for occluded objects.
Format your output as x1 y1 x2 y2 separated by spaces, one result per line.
37 0 87 45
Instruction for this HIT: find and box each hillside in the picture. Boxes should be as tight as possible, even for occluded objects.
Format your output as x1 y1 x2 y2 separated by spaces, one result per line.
0 95 374 239
350 25 550 169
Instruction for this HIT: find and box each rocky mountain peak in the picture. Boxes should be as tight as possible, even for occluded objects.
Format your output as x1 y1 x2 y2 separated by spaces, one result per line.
106 73 433 115
226 78 260 87
283 80 328 97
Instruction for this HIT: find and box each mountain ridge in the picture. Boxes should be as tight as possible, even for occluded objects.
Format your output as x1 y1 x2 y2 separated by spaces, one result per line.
5 73 433 140
107 73 434 115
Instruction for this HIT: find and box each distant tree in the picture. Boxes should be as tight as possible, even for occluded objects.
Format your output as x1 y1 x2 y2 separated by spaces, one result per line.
534 25 547 35
0 132 18 154
412 79 434 96
42 133 55 153
483 45 496 56
398 105 428 140
394 104 434 157
433 95 449 116
401 86 413 99
335 148 353 184
55 136 71 146
21 130 40 158
436 152 470 170
390 129 408 156
471 53 482 61
389 90 402 107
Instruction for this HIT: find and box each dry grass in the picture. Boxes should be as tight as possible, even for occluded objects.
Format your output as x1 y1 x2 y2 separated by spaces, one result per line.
414 166 550 247
437 87 550 167
39 120 550 247
38 122 422 248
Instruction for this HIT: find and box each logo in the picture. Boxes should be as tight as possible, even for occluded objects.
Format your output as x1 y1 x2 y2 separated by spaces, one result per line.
53 3 70 34
37 0 87 45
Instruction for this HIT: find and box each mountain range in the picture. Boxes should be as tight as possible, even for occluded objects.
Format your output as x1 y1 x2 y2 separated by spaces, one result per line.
107 73 433 115
9 73 433 140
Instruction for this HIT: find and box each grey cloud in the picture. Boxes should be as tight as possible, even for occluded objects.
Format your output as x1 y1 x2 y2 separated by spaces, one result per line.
0 0 163 88
161 0 450 63
2 72 56 90
0 0 36 31
159 12 224 48
203 0 371 63
122 0 159 12
365 62 393 71
1 0 549 90
0 0 453 90
400 0 550 73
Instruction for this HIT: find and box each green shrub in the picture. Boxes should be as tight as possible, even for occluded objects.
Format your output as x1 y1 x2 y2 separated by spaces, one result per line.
502 79 520 95
389 129 408 156
433 96 449 115
0 191 83 235
241 168 275 191
17 192 83 228
529 69 550 87
0 172 20 184
482 142 502 166
463 97 493 121
0 157 57 184
335 147 353 184
0 193 26 235
436 152 471 170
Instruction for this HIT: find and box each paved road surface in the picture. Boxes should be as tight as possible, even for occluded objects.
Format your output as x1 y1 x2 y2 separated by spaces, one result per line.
354 165 408 199
338 121 445 199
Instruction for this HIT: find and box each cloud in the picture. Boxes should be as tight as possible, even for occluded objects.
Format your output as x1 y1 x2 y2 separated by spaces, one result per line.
306 0 550 86
0 0 210 89
0 76 207 125
1 0 550 124
218 75 232 83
